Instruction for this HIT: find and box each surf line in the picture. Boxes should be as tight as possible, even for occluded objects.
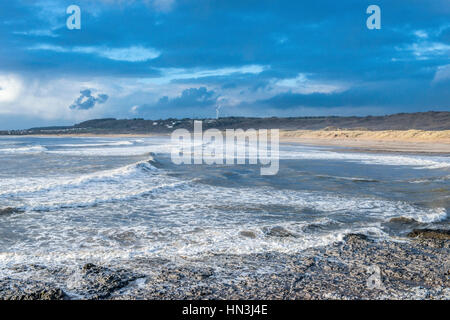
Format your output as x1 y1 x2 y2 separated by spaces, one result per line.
171 120 279 175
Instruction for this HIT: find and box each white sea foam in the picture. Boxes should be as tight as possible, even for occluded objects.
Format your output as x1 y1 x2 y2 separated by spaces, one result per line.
1 177 445 258
408 175 450 183
0 136 448 281
55 140 135 147
47 144 174 156
172 139 450 169
2 137 448 170
0 160 158 196
279 145 450 169
0 159 195 212
0 145 47 154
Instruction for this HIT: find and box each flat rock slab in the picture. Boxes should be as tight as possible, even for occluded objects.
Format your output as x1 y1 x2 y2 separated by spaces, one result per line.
408 228 450 240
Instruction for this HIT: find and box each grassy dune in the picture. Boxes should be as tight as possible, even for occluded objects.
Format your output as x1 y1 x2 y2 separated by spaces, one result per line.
280 129 450 143
279 129 450 153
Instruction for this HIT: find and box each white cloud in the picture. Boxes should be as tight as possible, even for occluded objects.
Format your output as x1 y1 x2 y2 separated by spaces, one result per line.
0 74 23 103
29 44 161 62
151 0 175 12
80 46 160 62
130 105 140 114
141 65 268 84
397 42 450 59
13 29 59 38
0 75 111 121
433 64 450 83
96 0 176 12
274 73 347 94
0 68 350 125
413 30 428 39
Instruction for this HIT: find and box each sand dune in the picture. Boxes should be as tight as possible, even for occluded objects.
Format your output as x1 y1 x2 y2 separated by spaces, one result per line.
281 129 450 142
280 129 450 153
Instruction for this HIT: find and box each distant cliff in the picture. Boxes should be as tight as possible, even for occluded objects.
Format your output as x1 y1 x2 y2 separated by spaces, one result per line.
2 111 449 135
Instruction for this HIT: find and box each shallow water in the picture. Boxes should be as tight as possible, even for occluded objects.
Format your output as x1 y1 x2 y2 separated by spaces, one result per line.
0 136 448 285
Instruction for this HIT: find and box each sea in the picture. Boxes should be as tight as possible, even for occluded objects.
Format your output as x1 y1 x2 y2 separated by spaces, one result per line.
0 136 448 296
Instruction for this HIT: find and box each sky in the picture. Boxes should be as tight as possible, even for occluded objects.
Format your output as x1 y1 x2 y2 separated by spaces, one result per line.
0 0 449 129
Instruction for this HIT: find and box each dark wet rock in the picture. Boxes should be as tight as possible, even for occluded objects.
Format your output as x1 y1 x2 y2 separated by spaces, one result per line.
389 217 418 224
0 207 24 216
343 233 371 245
116 236 449 300
239 230 257 239
159 266 215 282
407 229 450 240
83 232 448 300
78 263 144 299
263 226 296 238
2 236 449 300
0 279 67 300
104 231 137 245
82 263 97 272
9 264 48 274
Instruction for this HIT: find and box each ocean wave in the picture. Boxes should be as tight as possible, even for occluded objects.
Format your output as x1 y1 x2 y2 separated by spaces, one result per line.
0 223 390 276
0 159 158 196
0 145 47 154
55 141 135 148
0 157 202 212
194 186 449 224
47 144 173 156
26 179 193 212
1 155 446 225
407 175 450 184
173 140 450 169
0 184 446 277
315 174 379 182
279 147 450 169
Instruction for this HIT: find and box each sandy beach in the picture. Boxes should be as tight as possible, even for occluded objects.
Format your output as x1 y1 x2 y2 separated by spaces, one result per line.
279 130 450 153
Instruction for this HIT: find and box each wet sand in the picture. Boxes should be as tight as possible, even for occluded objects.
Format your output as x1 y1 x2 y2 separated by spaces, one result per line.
14 133 164 138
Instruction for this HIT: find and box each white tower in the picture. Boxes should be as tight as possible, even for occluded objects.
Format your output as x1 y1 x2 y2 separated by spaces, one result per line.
215 104 222 119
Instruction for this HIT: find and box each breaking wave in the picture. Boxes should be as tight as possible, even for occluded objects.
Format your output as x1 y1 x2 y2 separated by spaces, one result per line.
0 145 47 154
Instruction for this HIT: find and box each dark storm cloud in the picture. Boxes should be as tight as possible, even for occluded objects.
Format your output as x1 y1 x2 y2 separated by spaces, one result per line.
148 87 218 110
70 89 109 110
133 86 219 119
245 78 450 111
0 0 449 122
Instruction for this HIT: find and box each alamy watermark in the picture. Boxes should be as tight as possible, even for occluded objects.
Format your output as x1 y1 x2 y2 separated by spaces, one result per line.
66 4 381 31
366 5 381 30
366 265 386 290
171 121 279 176
66 5 81 30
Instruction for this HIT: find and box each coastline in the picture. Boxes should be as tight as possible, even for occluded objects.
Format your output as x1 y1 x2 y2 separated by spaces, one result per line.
3 129 450 153
279 130 450 154
0 133 166 138
0 130 450 154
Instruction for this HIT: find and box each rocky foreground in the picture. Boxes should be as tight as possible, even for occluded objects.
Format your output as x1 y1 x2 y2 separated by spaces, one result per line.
0 230 448 300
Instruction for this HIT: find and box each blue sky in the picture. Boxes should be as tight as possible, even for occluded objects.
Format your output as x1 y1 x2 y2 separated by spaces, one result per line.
0 0 449 129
